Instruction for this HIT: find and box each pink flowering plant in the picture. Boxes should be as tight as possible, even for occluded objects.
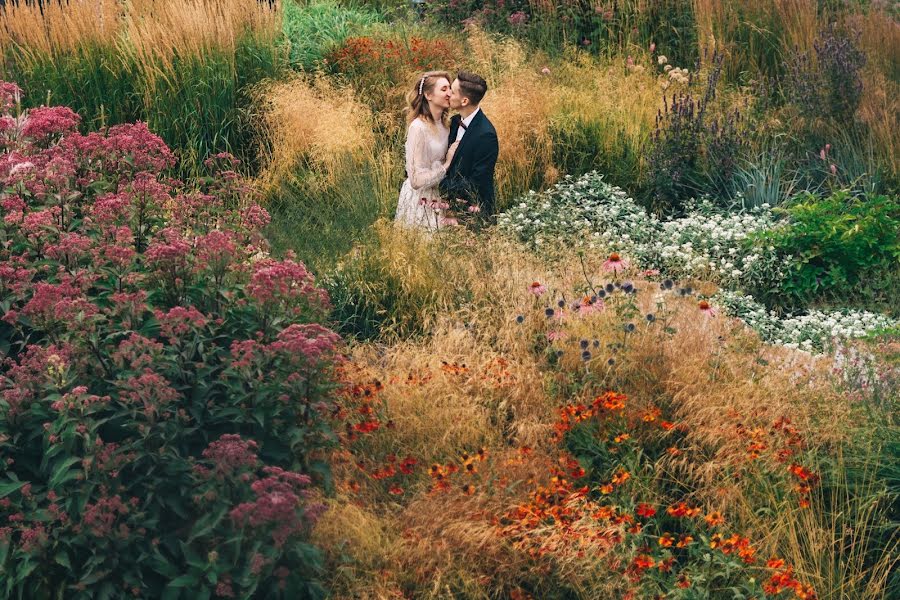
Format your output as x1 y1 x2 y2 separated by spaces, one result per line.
0 82 340 598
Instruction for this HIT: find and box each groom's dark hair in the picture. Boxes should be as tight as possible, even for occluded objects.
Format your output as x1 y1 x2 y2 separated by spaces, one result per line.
456 71 488 105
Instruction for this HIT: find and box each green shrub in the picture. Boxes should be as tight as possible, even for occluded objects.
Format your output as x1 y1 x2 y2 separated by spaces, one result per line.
0 87 338 598
283 0 381 70
758 190 900 308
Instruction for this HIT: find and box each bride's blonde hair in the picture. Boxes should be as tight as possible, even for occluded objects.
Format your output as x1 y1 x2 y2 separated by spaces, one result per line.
405 70 451 127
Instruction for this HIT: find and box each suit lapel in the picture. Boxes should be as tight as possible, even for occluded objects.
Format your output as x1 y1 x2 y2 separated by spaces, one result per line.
449 110 484 171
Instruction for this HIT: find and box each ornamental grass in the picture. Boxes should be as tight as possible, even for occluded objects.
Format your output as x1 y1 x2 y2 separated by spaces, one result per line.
319 232 896 598
0 0 286 178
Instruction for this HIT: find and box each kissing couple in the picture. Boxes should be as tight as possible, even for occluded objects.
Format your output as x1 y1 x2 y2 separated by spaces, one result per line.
394 70 499 232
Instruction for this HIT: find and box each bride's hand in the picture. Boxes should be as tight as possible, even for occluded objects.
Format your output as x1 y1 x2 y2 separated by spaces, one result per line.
444 141 460 168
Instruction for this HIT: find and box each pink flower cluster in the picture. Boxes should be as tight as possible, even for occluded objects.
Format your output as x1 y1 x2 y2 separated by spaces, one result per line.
247 259 329 311
155 306 208 340
81 494 131 537
229 467 320 547
20 106 80 143
201 434 260 477
269 323 342 365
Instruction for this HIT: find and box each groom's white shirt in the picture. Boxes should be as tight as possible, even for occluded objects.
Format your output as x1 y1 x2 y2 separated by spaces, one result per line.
455 107 481 143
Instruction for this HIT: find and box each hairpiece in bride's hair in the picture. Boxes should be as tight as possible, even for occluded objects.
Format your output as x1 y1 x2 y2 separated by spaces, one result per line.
418 76 426 96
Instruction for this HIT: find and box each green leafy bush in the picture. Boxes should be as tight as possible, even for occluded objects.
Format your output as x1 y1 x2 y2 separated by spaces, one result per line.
0 84 339 598
757 190 900 308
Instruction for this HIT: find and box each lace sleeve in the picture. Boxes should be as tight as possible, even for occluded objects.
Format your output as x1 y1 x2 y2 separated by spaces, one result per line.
405 120 446 191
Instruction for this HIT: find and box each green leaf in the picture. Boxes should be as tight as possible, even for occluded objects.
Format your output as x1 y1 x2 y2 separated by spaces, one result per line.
54 551 72 570
49 457 82 489
166 574 200 588
0 479 25 499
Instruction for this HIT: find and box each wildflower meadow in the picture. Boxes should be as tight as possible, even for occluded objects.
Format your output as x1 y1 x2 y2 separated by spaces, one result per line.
1 1 897 599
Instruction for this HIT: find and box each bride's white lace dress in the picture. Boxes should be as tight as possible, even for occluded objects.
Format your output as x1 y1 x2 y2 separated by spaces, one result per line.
395 117 449 231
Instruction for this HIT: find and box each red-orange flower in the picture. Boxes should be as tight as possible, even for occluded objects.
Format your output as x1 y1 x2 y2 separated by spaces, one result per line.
636 503 656 518
658 532 675 547
704 511 725 527
388 485 404 495
399 456 417 475
611 469 631 486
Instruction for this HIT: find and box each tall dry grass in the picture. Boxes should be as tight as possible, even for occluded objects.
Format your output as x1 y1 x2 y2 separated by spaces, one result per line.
0 0 285 176
315 232 896 598
251 76 400 270
692 0 820 81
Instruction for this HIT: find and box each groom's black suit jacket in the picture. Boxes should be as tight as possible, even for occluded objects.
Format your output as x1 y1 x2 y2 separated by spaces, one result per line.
440 110 499 220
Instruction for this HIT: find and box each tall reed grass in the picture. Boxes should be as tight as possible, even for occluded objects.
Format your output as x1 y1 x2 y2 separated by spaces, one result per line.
251 74 398 271
0 0 287 177
692 0 819 83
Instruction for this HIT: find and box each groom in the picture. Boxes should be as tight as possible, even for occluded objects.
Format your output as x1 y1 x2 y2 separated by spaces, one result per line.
440 71 499 224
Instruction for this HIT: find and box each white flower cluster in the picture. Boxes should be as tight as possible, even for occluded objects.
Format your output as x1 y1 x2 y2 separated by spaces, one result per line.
496 172 659 256
497 172 785 292
714 290 897 354
652 198 787 289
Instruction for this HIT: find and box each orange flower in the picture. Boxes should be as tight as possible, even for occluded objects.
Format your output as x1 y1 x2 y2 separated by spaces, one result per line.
642 407 661 422
666 446 682 457
613 433 630 443
658 557 675 573
476 447 487 461
461 483 475 495
593 391 627 412
799 498 811 508
709 533 723 549
632 554 654 570
767 558 785 569
660 421 675 430
676 534 694 548
636 503 656 518
667 501 699 518
611 469 631 486
658 532 675 547
676 573 691 588
464 460 477 475
592 506 615 520
600 483 613 495
388 485 404 495
704 511 725 527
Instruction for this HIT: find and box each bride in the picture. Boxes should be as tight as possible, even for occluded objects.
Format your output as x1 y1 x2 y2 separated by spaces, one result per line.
395 71 459 231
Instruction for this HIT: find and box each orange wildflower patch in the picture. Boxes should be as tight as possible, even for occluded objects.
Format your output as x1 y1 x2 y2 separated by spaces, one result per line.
440 360 469 375
593 391 627 412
